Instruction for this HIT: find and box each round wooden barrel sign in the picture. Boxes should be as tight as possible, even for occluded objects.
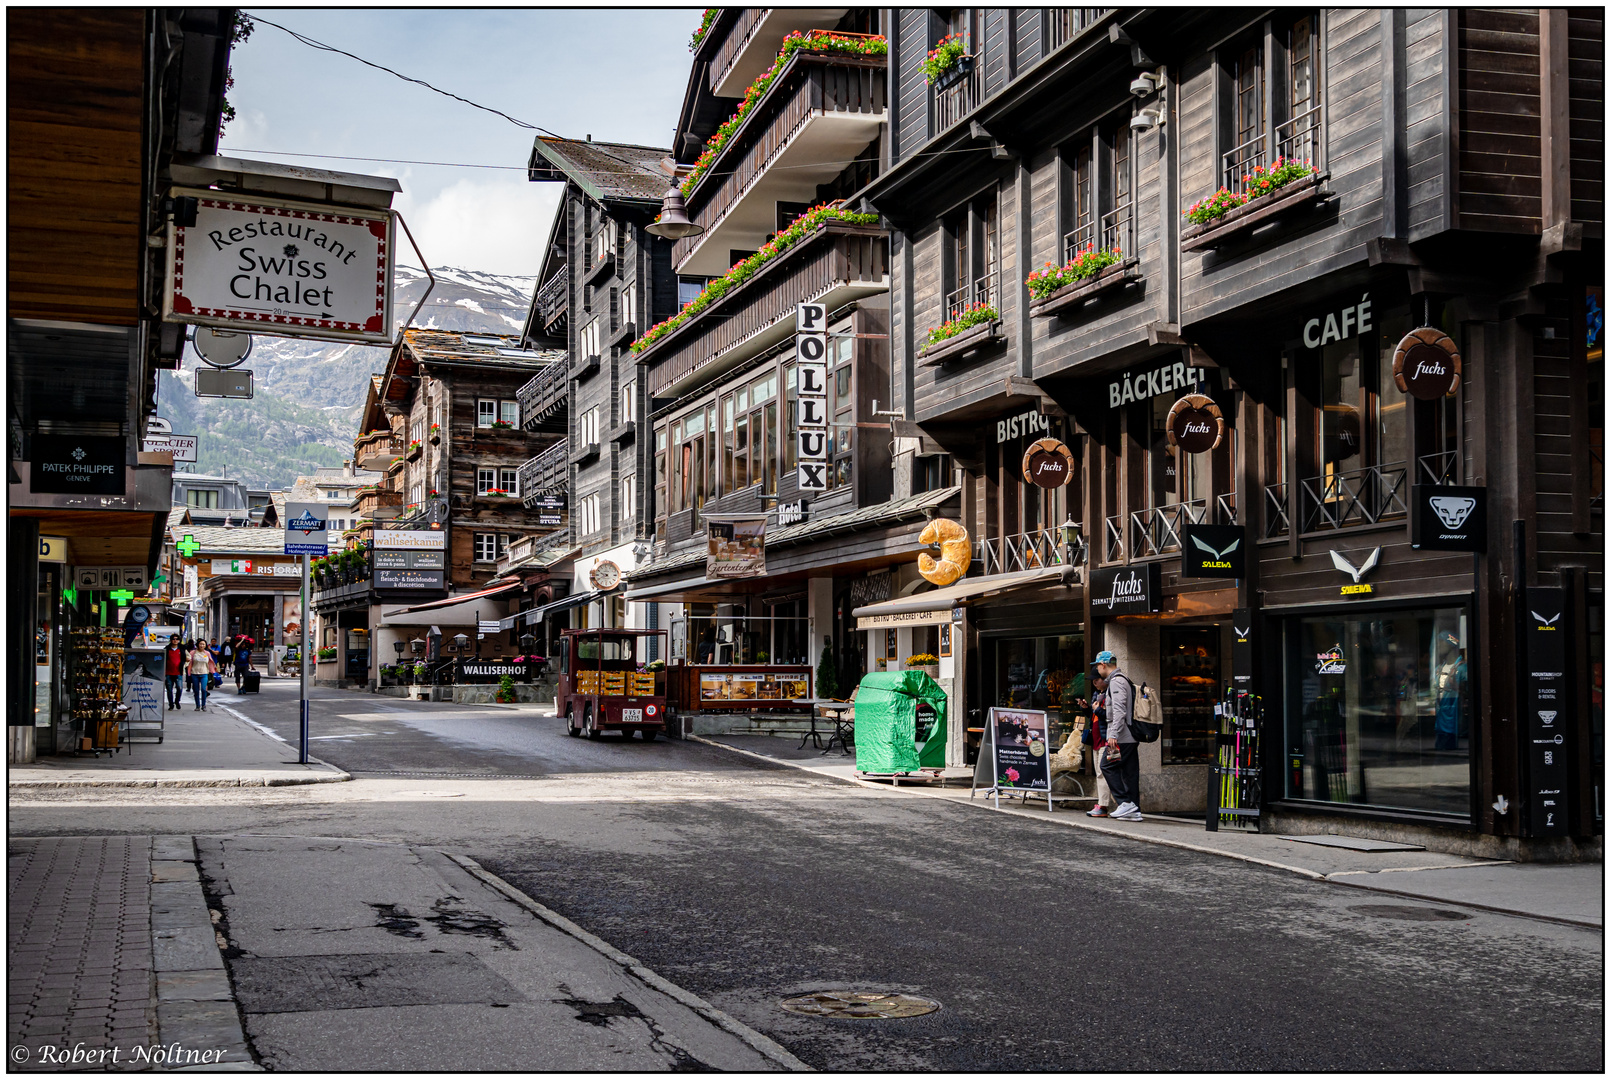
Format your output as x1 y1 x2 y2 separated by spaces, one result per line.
1021 438 1075 488
1392 327 1462 400
1165 394 1225 453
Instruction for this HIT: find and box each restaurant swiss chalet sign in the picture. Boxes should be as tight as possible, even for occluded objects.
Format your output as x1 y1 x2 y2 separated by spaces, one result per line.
163 189 395 343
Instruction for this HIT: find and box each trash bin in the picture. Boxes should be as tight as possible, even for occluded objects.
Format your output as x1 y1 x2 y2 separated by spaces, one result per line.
241 670 261 693
853 670 949 774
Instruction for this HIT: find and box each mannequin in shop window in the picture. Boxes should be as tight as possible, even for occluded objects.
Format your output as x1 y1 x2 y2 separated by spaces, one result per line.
1434 634 1468 751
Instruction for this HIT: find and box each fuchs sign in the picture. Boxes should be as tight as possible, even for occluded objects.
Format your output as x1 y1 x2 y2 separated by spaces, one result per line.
1393 327 1463 400
1021 438 1074 489
163 188 395 343
1410 484 1487 552
1090 562 1161 615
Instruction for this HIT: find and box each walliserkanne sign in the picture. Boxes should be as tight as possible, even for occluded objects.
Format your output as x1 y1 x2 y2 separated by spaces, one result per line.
163 189 395 343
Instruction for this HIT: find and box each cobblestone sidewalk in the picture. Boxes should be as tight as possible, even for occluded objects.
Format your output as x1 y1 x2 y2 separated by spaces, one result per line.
7 837 155 1069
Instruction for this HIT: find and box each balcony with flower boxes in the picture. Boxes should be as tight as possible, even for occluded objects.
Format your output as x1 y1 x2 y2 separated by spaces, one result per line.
671 34 887 278
637 213 888 402
705 8 850 97
355 430 403 470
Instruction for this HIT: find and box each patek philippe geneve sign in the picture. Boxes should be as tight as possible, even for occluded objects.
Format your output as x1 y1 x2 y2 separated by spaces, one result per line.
31 435 125 495
163 188 395 343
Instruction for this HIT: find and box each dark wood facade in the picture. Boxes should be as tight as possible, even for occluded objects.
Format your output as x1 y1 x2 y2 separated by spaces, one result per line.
869 8 1602 847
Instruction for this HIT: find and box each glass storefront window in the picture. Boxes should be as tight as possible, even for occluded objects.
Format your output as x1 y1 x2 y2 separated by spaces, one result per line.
1161 627 1218 764
1284 606 1470 816
986 635 1086 749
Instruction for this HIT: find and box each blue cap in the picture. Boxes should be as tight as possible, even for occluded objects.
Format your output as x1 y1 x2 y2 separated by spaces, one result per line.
1091 650 1118 666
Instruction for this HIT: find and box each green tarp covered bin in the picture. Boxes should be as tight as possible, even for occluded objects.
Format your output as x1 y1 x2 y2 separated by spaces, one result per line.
853 671 949 774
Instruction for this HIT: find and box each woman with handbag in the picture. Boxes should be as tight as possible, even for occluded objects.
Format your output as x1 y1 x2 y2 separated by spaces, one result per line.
188 641 218 711
1084 676 1116 817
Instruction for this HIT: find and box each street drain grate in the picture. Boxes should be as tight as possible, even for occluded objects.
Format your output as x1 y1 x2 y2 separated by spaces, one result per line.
780 991 940 1019
1349 904 1474 922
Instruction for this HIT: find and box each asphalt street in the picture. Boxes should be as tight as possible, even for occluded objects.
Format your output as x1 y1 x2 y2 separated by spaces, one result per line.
11 679 1603 1071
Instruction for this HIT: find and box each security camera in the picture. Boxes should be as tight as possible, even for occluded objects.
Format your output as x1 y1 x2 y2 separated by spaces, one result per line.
1129 72 1161 97
1130 108 1162 132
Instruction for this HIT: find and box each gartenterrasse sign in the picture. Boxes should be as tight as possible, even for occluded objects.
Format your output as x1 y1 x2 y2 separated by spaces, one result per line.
163 189 394 343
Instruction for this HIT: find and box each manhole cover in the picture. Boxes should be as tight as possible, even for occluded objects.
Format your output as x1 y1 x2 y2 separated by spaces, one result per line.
1349 904 1473 922
780 991 940 1019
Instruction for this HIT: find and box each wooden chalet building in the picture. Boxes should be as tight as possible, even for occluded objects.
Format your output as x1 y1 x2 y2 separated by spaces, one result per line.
857 7 1602 855
318 330 566 687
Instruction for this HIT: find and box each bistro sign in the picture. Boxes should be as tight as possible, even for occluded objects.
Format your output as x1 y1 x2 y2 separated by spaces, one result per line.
163 189 395 344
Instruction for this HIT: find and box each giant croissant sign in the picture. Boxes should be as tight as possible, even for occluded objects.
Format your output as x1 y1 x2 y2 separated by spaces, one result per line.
163 188 395 344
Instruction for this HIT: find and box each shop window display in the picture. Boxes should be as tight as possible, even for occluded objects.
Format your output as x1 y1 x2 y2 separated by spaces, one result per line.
1284 606 1470 816
986 635 1086 749
1161 628 1218 764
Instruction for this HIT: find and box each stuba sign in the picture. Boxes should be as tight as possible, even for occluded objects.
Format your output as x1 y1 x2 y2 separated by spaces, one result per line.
164 188 394 343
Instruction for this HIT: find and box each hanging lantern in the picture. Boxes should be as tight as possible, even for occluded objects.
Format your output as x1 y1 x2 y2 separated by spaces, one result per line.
645 186 703 241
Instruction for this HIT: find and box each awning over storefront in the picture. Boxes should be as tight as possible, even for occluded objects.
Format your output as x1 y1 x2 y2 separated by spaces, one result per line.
379 581 522 626
496 589 600 630
851 566 1064 627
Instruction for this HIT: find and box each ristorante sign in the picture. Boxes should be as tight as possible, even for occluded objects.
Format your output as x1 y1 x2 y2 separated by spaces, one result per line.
163 189 395 343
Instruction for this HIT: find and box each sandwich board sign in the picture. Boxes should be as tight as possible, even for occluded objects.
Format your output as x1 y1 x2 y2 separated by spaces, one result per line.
971 707 1059 810
283 502 329 556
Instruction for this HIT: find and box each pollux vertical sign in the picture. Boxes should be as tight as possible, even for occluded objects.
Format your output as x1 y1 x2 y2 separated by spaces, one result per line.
795 303 830 492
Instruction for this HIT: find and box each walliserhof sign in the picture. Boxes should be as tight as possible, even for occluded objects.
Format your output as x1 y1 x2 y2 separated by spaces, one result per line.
163 189 395 343
795 302 830 492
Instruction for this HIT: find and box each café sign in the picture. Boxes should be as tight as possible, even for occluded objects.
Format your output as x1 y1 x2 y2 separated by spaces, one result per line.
163 189 395 344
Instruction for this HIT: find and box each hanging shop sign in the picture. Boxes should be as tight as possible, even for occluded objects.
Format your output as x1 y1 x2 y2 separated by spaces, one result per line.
283 501 329 556
1301 293 1374 349
1392 327 1462 400
795 302 830 492
1106 359 1205 409
1090 562 1161 615
1181 523 1246 578
374 524 445 590
1523 589 1570 836
75 565 149 591
917 519 970 587
707 517 767 579
1329 546 1380 596
777 499 809 527
1231 608 1253 690
1165 394 1226 453
373 528 446 551
1410 484 1487 552
140 433 199 462
1021 438 1075 488
194 367 254 399
848 573 892 607
529 493 565 527
163 188 395 344
31 434 125 496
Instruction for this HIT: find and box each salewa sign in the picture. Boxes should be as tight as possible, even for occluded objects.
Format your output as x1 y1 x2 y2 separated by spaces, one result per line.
1181 524 1246 578
163 189 395 343
1330 547 1380 596
1089 562 1161 615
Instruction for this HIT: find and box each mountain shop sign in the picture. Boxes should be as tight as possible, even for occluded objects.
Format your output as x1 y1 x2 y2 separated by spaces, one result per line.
163 189 395 344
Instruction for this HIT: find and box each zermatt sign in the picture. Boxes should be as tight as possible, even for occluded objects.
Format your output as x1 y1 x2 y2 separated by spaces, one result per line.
163 188 395 343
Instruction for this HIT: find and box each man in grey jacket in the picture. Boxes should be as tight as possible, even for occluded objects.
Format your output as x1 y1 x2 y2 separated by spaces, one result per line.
1093 650 1142 821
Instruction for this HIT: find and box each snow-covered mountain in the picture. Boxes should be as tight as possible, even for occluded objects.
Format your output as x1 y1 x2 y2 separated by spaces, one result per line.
158 265 544 488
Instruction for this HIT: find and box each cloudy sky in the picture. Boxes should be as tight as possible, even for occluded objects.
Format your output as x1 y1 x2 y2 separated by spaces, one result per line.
223 8 696 277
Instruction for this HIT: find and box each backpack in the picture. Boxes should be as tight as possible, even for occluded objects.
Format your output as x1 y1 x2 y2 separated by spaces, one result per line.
1116 673 1161 743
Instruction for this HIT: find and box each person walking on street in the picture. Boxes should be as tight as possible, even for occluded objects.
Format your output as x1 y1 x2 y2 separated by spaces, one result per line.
1085 675 1116 817
188 641 218 711
233 637 253 694
164 635 185 710
1093 650 1142 821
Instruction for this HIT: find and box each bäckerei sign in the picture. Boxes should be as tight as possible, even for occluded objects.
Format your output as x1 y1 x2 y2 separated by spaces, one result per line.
163 188 395 343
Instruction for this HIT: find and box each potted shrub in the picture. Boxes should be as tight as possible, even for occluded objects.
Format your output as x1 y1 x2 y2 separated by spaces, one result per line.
905 653 941 679
755 650 769 664
316 646 337 662
496 673 516 704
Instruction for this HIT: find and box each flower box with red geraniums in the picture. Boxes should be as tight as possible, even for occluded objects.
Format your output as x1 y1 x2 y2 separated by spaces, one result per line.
490 419 515 431
1182 162 1328 252
1184 158 1319 226
925 303 999 349
923 32 969 83
406 440 422 456
1026 247 1123 301
681 31 888 196
631 203 879 355
688 8 718 52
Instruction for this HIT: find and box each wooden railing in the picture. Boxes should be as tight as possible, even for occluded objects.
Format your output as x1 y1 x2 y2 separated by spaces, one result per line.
706 6 767 91
645 221 887 399
519 441 568 503
672 50 886 266
354 431 402 468
517 360 568 431
533 269 567 335
1046 8 1110 51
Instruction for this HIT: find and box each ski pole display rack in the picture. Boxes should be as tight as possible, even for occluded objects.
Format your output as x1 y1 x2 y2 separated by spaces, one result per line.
1206 688 1261 832
70 627 128 755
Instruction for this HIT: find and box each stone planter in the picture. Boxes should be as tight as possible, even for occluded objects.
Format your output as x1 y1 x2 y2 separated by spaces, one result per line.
917 318 1005 366
1028 258 1143 318
1180 172 1331 252
907 664 941 681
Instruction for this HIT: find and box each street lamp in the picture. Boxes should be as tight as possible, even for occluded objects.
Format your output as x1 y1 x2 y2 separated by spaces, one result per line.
453 633 469 653
392 640 405 658
644 185 704 241
520 632 535 653
410 637 424 656
1059 515 1087 584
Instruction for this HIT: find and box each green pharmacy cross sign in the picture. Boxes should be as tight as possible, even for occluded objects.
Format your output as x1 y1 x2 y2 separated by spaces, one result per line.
110 589 136 604
176 535 202 558
62 585 78 606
